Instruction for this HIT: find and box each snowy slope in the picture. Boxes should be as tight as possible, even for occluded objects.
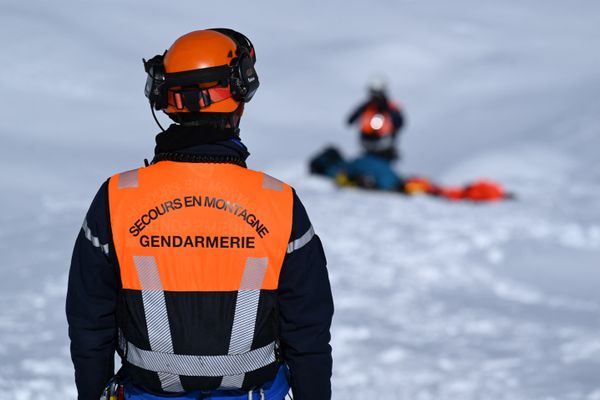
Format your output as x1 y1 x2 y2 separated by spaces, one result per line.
1 0 599 398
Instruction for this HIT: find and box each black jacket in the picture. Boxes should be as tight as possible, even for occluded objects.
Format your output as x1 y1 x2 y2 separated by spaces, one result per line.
66 125 334 400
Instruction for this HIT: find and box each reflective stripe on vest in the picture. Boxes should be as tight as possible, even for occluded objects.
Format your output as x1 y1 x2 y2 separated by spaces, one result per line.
108 162 293 391
133 255 183 392
118 168 139 189
221 257 268 388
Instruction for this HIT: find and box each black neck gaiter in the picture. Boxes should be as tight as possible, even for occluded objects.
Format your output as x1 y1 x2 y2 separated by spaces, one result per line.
154 124 239 155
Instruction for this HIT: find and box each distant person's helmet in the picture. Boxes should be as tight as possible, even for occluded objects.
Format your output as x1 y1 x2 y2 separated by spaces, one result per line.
143 29 259 115
368 76 388 98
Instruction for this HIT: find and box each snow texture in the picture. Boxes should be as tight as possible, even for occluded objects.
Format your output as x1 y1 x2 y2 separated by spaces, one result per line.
1 0 599 398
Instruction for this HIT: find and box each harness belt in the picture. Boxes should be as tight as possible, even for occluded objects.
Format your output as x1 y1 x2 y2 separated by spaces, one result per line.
361 135 394 151
125 341 277 377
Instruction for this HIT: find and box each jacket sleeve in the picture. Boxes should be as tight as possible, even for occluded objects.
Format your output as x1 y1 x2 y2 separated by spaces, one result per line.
278 190 334 400
347 101 369 125
66 180 120 400
389 103 405 135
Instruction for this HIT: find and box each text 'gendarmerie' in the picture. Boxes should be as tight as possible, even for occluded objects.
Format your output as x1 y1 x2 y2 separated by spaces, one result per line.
140 235 255 248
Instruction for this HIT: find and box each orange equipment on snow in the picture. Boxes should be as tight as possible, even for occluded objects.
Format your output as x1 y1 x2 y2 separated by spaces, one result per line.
403 177 438 195
403 178 510 202
458 179 508 202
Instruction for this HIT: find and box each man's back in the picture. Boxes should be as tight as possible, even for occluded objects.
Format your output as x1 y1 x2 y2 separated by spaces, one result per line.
67 28 333 400
68 135 334 399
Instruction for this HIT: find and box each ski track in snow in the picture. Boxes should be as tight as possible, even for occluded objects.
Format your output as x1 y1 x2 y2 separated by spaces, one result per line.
1 0 600 398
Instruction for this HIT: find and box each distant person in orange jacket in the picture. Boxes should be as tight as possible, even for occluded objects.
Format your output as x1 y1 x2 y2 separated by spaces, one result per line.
347 78 405 161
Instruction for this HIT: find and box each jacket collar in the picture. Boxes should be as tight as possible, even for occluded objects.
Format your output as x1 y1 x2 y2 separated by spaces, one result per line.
152 124 250 166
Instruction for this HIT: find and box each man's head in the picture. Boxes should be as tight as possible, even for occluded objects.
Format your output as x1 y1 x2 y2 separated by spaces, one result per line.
143 29 259 128
367 76 388 101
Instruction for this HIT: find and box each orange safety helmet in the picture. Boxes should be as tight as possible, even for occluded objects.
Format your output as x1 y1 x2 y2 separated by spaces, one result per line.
143 28 259 114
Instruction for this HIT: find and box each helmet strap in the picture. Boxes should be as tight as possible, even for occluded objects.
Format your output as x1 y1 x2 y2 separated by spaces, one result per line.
171 86 232 112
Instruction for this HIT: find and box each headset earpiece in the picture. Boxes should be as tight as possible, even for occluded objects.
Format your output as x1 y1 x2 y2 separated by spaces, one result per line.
230 50 259 102
143 53 168 110
208 28 259 103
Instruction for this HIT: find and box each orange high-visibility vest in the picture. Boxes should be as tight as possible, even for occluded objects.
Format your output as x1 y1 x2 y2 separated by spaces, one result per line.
359 104 395 137
108 161 293 393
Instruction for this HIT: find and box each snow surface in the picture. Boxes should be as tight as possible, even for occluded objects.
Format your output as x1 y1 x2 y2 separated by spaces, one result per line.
1 0 600 398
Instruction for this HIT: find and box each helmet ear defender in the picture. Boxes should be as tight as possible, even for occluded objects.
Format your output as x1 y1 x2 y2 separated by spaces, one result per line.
210 28 259 103
143 29 259 111
143 52 168 109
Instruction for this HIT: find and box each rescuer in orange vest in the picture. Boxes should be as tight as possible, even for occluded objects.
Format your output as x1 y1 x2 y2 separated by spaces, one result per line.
66 29 333 400
347 78 405 161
